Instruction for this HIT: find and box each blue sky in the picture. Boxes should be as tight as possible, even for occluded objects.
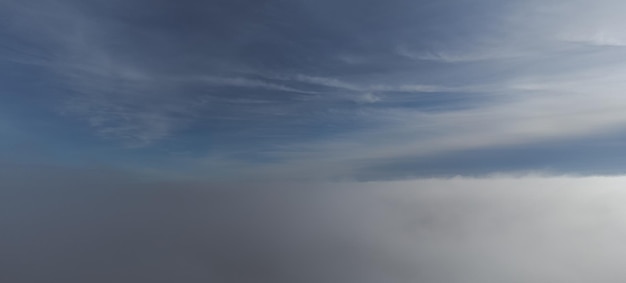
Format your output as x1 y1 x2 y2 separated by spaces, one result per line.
3 0 626 181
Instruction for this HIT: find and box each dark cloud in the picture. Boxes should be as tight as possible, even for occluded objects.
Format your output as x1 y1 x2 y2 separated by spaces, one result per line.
0 166 411 282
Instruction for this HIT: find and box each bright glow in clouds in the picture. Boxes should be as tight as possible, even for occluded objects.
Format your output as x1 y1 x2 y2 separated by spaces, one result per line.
3 167 626 282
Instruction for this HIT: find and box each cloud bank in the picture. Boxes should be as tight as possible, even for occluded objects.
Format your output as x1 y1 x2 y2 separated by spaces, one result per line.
3 164 626 283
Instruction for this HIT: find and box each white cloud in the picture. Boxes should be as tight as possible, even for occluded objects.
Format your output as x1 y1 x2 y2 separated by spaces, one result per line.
217 68 626 180
292 74 363 91
358 93 380 104
179 76 316 94
207 0 626 179
283 74 457 93
396 45 524 63
325 175 626 283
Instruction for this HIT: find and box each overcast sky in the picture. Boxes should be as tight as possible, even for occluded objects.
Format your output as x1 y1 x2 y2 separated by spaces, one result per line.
4 168 626 283
3 0 626 282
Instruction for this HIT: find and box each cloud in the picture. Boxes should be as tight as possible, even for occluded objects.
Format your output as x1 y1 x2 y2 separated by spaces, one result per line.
207 0 626 179
0 0 186 146
396 45 521 63
286 74 455 93
186 76 316 94
3 163 626 283
229 86 626 180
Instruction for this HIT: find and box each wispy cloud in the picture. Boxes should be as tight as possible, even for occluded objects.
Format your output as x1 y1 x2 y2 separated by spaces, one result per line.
0 1 185 146
289 74 456 93
204 60 626 180
5 0 626 178
0 1 321 146
179 76 317 94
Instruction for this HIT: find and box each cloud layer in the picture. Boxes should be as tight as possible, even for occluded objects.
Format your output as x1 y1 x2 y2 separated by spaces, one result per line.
3 163 626 283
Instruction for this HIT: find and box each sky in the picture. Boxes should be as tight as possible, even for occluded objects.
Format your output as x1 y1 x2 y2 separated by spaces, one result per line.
4 0 626 282
5 0 626 180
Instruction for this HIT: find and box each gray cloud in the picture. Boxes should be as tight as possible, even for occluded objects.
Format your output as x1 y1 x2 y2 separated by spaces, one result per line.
4 164 626 282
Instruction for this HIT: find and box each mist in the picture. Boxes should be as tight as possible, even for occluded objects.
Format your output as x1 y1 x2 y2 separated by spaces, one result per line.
3 165 626 282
